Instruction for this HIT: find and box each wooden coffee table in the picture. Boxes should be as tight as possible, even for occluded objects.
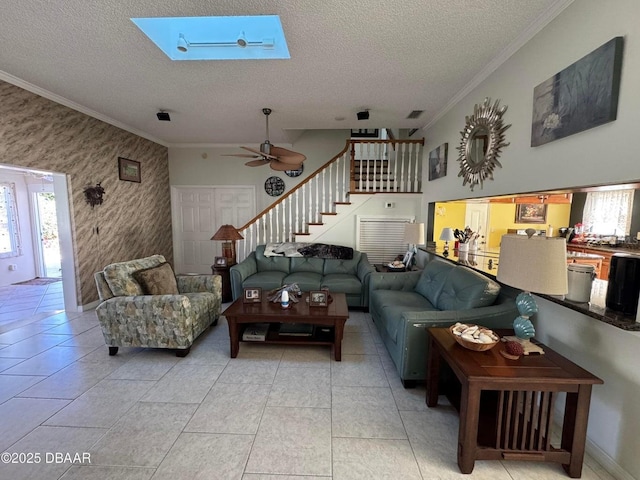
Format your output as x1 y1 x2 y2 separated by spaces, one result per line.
426 327 603 478
223 292 349 360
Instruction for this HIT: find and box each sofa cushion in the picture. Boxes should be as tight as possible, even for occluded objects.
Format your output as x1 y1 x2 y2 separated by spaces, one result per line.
371 290 436 342
283 272 322 291
255 245 291 274
134 263 179 295
323 251 362 275
103 255 166 296
414 259 453 305
242 271 287 291
321 273 362 294
290 257 324 274
436 267 501 311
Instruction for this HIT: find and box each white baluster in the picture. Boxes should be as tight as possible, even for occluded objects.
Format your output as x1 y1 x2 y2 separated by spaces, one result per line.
358 143 363 192
375 142 382 192
322 168 326 214
413 143 420 192
315 173 319 222
301 183 307 232
342 153 348 200
269 210 273 243
366 142 371 192
400 143 407 192
328 162 333 210
295 190 300 239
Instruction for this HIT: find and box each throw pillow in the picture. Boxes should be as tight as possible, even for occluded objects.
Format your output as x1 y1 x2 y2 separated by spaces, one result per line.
134 263 179 295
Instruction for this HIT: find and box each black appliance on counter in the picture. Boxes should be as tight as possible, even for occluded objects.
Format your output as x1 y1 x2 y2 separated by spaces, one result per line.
605 253 640 315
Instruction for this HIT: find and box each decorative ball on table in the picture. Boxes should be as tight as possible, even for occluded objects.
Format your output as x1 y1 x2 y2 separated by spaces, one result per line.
500 340 525 360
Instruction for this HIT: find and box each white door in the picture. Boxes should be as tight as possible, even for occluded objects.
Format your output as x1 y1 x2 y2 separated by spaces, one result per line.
465 203 489 248
172 186 255 274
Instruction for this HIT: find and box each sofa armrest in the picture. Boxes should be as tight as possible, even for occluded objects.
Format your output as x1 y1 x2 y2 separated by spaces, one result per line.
357 253 375 281
230 253 258 300
176 274 221 294
370 271 422 292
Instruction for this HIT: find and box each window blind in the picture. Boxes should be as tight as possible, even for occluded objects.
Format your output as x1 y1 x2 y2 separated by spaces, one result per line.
357 216 412 264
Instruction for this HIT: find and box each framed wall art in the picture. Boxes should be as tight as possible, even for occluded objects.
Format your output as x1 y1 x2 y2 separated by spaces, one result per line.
515 204 547 224
531 37 623 147
428 143 448 181
118 157 141 183
264 176 285 196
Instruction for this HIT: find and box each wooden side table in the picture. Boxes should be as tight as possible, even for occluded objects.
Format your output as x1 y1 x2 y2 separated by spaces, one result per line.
426 327 603 478
211 264 233 303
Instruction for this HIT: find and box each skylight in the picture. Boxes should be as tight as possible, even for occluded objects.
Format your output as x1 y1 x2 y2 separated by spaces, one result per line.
131 15 290 61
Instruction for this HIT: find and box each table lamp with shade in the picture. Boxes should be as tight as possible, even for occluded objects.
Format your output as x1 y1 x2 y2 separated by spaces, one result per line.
404 222 425 252
211 225 244 266
439 227 456 257
497 230 568 354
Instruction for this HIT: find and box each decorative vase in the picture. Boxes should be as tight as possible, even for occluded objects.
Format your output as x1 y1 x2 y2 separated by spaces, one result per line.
458 242 469 253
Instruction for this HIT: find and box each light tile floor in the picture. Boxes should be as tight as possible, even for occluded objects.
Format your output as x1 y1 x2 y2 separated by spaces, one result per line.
0 281 64 330
0 304 616 480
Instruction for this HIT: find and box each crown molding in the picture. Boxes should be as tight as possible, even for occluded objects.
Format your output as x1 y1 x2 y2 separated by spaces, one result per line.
0 70 168 147
422 0 575 132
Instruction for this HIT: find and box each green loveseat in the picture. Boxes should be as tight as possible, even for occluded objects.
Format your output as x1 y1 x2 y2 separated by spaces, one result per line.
370 257 517 387
230 245 374 307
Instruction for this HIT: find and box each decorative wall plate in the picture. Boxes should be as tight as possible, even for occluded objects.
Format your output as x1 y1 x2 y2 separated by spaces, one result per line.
264 176 285 196
457 97 511 191
285 165 304 177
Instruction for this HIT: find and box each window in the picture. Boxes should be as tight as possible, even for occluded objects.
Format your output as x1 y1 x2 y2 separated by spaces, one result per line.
582 189 634 236
357 216 413 264
0 182 22 258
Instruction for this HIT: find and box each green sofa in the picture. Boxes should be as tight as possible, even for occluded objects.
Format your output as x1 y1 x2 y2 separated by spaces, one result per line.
230 245 374 307
370 257 517 387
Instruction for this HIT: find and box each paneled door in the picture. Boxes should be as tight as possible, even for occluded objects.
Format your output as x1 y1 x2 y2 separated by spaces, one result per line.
171 186 255 274
464 203 489 248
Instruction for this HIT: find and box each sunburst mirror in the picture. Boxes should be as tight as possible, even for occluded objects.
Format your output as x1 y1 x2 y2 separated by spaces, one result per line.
457 98 511 191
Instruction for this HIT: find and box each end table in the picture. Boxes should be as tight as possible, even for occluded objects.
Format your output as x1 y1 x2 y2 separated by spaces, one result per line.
212 263 233 303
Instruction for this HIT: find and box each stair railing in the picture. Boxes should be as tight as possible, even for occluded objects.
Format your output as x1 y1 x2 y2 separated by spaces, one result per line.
236 138 424 262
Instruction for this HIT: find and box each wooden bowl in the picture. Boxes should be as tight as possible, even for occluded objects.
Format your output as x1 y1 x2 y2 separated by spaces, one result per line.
449 324 499 351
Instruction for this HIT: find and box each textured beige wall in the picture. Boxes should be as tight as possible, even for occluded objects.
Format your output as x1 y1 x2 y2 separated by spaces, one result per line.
0 80 172 306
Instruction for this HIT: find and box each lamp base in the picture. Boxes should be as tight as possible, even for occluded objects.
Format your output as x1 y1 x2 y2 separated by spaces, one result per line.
501 336 545 355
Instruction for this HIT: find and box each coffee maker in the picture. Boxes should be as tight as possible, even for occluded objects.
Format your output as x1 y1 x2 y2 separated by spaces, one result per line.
605 253 640 315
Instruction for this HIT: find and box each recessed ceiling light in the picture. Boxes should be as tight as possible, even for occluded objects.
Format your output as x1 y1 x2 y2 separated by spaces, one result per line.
131 15 290 61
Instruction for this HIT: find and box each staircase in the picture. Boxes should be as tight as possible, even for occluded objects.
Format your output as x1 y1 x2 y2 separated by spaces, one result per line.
236 138 424 261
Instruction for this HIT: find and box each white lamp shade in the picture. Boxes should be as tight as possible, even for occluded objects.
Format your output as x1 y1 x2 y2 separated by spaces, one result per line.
497 234 568 295
439 227 456 242
404 223 425 245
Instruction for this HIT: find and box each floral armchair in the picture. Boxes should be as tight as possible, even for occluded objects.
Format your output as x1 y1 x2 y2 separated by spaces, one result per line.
94 255 221 357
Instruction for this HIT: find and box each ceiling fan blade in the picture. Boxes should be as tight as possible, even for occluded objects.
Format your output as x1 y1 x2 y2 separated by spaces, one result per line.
222 153 261 158
269 159 300 171
245 159 270 167
270 146 307 165
241 146 277 160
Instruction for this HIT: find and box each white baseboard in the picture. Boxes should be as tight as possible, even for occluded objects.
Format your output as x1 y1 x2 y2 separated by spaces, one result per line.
584 437 635 480
553 407 633 480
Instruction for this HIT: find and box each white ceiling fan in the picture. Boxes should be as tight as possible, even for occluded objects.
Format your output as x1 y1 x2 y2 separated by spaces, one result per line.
224 108 306 170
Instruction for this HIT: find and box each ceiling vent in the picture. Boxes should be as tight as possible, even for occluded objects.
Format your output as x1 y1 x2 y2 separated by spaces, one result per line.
406 110 424 119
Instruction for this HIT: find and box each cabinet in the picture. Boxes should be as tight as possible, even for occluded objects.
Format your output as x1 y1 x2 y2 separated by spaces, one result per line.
566 245 612 280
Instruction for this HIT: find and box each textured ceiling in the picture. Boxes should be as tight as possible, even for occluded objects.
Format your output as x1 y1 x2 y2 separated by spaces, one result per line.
0 0 568 146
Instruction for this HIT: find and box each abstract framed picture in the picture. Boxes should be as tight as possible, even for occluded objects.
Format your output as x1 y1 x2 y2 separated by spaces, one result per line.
531 36 623 147
428 143 448 181
118 157 141 183
515 203 547 224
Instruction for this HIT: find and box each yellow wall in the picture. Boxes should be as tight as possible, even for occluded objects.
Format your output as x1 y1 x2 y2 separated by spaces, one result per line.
487 203 571 247
433 201 467 250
